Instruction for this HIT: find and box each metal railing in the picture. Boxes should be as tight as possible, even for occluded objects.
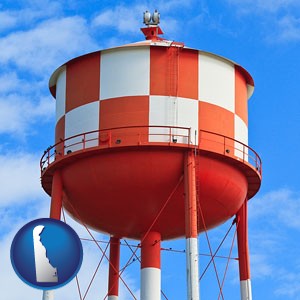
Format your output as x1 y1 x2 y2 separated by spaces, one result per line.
40 125 261 175
198 129 261 174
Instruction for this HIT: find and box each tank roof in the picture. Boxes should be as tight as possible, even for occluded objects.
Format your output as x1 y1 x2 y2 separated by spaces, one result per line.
49 31 254 99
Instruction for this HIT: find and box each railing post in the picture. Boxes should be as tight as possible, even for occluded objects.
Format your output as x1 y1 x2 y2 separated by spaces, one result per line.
83 133 85 149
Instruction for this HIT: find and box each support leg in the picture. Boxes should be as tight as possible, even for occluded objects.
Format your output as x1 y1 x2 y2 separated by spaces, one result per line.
43 170 63 300
42 291 54 300
108 236 121 300
184 151 200 300
50 170 63 219
236 200 252 300
140 231 161 300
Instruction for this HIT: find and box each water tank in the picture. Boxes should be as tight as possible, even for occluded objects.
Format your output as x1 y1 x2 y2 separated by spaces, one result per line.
41 25 261 241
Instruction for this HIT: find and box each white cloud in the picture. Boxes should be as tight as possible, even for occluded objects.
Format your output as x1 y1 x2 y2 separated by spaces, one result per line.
92 4 147 35
250 253 274 279
274 15 300 42
249 188 300 230
0 72 21 94
0 16 98 75
227 0 300 43
0 1 62 32
17 0 62 23
156 0 194 11
0 153 43 206
0 94 54 137
275 266 300 299
0 71 40 95
227 0 300 14
247 188 300 298
159 17 180 39
0 11 17 31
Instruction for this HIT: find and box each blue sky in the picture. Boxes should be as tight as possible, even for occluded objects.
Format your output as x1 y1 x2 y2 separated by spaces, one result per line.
0 0 300 299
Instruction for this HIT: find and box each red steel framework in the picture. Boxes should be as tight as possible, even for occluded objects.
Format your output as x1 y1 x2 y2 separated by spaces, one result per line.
40 125 261 299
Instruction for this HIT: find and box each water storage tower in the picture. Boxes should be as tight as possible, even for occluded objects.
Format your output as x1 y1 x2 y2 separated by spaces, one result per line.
41 11 261 300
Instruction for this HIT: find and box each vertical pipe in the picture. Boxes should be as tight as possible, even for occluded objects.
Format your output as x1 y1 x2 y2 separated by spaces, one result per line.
43 170 63 300
184 151 200 300
236 200 252 300
108 236 121 300
140 231 161 300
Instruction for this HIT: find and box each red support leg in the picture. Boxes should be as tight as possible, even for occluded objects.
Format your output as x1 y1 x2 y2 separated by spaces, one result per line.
236 199 252 300
43 170 63 300
108 236 121 300
140 231 161 300
184 151 200 300
50 170 63 220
